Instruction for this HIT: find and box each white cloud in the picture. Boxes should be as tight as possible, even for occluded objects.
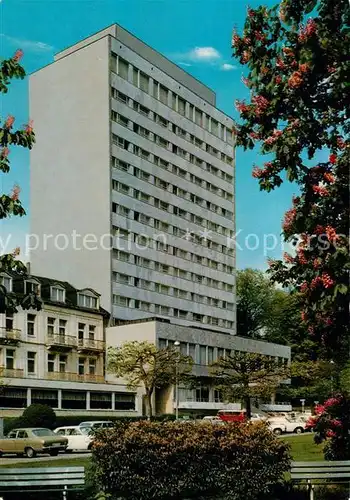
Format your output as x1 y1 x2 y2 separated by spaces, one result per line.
221 63 237 71
188 46 221 61
0 34 54 53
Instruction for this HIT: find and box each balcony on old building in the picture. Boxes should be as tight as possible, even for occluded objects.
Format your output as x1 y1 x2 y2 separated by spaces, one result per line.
46 371 105 384
77 338 105 353
46 334 77 351
0 327 21 346
0 367 24 378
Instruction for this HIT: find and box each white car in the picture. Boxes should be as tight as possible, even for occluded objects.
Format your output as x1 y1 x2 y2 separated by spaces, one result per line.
283 418 306 434
202 416 225 425
54 426 93 452
78 421 114 432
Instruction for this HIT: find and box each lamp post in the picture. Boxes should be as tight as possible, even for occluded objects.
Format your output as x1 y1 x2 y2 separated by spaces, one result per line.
174 341 180 420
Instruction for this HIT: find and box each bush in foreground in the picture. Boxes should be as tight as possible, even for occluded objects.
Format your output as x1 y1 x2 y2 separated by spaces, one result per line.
90 420 291 500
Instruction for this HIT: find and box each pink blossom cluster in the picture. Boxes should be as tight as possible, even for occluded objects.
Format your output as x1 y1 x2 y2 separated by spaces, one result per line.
1 147 10 159
298 18 317 43
235 100 250 114
252 95 269 115
283 252 294 264
11 185 21 201
4 115 15 129
13 49 23 62
297 249 308 265
323 172 335 184
325 226 338 243
264 129 283 146
312 185 329 197
282 206 296 231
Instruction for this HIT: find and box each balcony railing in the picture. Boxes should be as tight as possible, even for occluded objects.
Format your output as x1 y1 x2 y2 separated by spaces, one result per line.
77 338 105 351
46 334 77 349
0 327 21 343
0 367 24 378
46 372 105 384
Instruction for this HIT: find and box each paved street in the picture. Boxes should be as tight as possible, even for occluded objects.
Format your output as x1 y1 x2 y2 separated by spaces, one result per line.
0 452 90 466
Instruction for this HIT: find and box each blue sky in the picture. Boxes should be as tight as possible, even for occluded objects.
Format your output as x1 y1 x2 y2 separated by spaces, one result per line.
0 0 298 269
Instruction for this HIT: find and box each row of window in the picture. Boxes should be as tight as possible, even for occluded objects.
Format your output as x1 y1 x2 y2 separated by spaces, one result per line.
159 338 289 367
112 113 233 200
4 312 98 339
0 387 135 410
110 53 233 145
3 348 98 375
111 92 234 168
112 249 234 292
112 199 235 248
112 295 233 328
112 225 234 273
111 155 233 223
0 277 98 309
112 271 235 310
126 117 232 166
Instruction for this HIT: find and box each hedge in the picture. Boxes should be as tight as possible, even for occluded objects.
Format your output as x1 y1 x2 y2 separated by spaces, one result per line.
90 419 291 500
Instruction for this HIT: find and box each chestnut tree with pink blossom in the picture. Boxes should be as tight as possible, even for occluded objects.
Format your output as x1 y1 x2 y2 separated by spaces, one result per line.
0 50 40 313
307 394 350 460
232 0 349 360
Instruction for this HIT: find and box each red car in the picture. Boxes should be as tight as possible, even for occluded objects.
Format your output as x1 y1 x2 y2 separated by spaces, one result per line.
217 410 247 423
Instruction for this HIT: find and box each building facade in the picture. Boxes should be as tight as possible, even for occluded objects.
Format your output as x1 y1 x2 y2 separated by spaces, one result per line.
106 319 291 416
0 273 140 417
30 24 236 334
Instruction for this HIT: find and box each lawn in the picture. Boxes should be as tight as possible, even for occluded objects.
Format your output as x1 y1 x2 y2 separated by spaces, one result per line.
284 433 324 461
0 456 91 469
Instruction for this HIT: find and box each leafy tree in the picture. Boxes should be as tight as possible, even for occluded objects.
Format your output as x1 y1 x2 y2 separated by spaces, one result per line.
236 269 276 338
0 50 40 313
107 341 193 418
210 351 290 418
232 0 350 361
278 359 336 402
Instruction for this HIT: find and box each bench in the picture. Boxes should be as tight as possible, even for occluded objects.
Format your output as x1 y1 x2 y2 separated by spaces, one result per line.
291 461 350 500
0 466 85 499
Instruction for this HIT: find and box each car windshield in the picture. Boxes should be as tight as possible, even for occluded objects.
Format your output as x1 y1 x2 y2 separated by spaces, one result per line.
79 427 91 435
31 428 56 437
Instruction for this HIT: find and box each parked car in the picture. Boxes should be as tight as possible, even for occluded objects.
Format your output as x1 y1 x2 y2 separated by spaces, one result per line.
0 428 68 458
266 420 287 436
202 416 225 425
217 410 246 423
54 425 93 452
284 418 306 434
78 421 114 434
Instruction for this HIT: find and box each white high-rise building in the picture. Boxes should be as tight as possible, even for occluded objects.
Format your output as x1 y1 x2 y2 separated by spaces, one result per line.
30 24 236 334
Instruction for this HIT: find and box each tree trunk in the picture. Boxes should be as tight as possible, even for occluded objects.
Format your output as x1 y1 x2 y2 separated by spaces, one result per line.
145 390 153 420
245 396 252 420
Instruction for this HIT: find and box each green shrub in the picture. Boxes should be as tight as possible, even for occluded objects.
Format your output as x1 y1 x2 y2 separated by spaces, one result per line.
90 420 291 500
19 404 56 429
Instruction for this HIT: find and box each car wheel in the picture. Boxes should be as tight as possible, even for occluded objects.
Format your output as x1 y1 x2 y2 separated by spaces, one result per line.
273 428 283 436
87 443 93 451
25 447 36 458
295 427 304 434
49 450 59 456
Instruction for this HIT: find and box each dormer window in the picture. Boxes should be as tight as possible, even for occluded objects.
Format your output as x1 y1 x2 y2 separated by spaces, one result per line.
77 292 98 309
25 280 40 295
0 274 12 292
51 286 65 303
